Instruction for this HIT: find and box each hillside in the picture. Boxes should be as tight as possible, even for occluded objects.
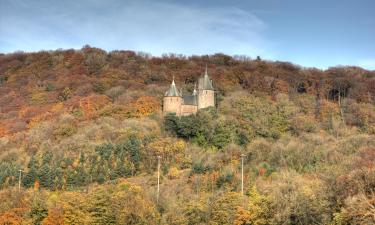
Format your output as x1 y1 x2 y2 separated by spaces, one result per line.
0 46 375 224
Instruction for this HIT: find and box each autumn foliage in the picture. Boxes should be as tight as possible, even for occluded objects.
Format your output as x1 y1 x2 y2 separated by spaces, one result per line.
0 47 375 224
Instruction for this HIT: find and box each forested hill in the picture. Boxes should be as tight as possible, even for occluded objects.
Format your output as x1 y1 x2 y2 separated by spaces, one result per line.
0 46 375 224
0 46 374 135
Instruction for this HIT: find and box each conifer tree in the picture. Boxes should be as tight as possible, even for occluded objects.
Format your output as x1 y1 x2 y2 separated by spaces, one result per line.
23 155 39 188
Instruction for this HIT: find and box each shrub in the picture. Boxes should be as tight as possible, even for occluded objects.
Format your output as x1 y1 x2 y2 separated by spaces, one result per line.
58 87 72 101
92 82 106 93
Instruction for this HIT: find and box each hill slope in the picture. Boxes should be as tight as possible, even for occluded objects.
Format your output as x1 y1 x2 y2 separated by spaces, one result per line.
0 47 375 224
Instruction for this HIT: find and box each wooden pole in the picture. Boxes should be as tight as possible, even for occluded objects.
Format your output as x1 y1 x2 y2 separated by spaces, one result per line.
241 154 246 195
157 156 161 204
18 169 23 191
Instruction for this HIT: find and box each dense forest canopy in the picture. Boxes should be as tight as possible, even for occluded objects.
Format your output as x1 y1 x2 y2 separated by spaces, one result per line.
0 46 374 224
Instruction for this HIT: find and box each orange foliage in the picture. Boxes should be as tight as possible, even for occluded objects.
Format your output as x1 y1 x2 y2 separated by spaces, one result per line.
319 99 340 120
42 206 64 225
134 96 160 116
25 103 65 129
0 208 25 225
274 79 289 93
34 181 40 190
0 122 7 137
79 94 110 119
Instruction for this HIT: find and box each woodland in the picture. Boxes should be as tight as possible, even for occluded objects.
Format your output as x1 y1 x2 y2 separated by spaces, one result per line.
0 46 374 224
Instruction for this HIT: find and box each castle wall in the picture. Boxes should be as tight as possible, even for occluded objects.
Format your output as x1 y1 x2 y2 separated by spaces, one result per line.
198 90 215 109
163 96 182 116
181 105 198 116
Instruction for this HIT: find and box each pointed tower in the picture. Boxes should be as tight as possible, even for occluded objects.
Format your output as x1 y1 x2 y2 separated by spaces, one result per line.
163 77 182 116
192 83 197 96
197 65 215 109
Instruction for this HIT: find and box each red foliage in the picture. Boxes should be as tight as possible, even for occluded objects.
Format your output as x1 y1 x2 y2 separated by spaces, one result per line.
0 47 374 136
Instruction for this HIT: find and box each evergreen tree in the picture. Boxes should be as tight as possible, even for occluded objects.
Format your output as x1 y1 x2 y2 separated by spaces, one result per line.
88 188 116 224
211 122 233 149
38 152 54 189
38 164 53 189
29 191 48 225
118 135 141 172
95 143 115 161
23 155 39 188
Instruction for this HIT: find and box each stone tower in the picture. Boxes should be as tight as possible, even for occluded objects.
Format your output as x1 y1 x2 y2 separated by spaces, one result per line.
197 65 215 109
163 78 182 116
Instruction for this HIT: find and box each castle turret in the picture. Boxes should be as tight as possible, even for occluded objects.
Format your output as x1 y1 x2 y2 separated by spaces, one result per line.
197 65 215 109
163 78 182 116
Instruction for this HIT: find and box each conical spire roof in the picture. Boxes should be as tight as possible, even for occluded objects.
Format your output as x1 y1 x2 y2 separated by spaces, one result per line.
192 83 197 96
198 64 214 90
165 77 181 97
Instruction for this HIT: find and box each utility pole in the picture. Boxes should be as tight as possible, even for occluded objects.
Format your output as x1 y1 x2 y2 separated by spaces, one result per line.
241 154 246 195
157 156 161 204
18 169 23 191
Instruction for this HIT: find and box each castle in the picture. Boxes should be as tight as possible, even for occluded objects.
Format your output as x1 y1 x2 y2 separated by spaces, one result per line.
163 67 215 116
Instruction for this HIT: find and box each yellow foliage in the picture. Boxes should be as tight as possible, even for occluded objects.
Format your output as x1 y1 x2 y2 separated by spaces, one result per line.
31 91 47 104
134 96 160 117
167 167 179 179
234 207 251 225
210 192 242 225
320 99 340 121
148 138 185 156
234 186 274 225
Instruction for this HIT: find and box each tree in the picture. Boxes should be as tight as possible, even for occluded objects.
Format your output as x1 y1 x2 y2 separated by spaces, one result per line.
211 122 233 149
28 191 48 225
210 192 242 225
60 192 90 224
23 155 39 188
164 113 179 134
38 152 54 189
183 201 208 225
234 186 274 225
332 194 375 225
111 184 159 225
41 206 64 225
58 87 72 101
88 187 116 225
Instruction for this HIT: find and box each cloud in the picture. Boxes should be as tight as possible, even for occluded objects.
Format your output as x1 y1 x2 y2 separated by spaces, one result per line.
0 0 273 58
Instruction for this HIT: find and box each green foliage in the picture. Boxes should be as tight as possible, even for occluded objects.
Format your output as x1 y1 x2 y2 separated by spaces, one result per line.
44 83 55 91
222 93 293 140
246 186 274 225
0 161 20 188
191 160 212 175
29 191 48 225
183 202 208 225
23 155 39 188
58 87 72 101
210 192 242 225
216 170 234 188
1 49 375 224
211 122 233 149
92 82 106 93
0 75 8 85
164 113 179 133
164 108 233 149
88 188 116 224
